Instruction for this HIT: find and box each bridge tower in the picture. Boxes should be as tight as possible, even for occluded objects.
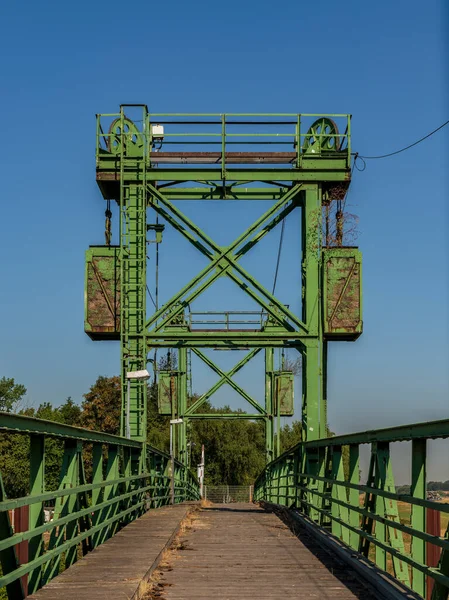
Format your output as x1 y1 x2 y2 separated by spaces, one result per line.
85 105 362 462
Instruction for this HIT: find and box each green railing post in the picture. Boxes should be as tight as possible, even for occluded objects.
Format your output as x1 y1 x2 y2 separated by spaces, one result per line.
28 435 45 594
348 444 360 550
90 442 103 549
0 473 24 600
43 439 79 583
411 438 426 596
331 446 349 545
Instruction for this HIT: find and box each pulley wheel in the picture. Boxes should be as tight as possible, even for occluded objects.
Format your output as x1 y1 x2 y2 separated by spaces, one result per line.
107 117 144 156
303 117 340 153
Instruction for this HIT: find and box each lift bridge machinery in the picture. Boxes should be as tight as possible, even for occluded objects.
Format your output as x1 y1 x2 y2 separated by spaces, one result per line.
85 105 362 463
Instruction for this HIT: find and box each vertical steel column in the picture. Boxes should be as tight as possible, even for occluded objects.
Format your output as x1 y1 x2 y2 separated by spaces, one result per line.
348 444 360 550
301 185 325 440
119 106 147 441
178 348 188 465
265 348 274 462
28 435 45 594
411 439 426 596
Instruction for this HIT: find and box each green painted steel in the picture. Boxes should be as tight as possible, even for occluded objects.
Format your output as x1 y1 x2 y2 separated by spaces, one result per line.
274 372 294 416
158 371 176 415
91 108 356 459
254 418 449 599
84 245 120 340
0 412 200 598
322 247 362 340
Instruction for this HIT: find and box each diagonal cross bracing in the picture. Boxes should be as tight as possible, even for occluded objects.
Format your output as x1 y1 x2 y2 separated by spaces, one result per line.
188 348 266 415
146 184 308 336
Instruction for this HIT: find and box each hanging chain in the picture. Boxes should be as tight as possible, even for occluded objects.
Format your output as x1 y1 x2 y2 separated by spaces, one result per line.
105 199 112 246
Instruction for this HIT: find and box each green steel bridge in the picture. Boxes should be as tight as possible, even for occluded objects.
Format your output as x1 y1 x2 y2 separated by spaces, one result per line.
0 106 448 599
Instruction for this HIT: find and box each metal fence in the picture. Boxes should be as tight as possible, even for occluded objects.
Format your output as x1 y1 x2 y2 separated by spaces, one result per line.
0 412 200 600
254 418 449 599
204 485 253 504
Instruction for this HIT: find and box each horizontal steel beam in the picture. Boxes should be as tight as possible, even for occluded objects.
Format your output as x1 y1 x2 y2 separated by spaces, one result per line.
97 167 351 183
0 412 142 447
305 417 449 448
187 413 267 419
145 340 305 348
146 332 311 340
265 417 449 469
159 187 290 200
148 152 297 164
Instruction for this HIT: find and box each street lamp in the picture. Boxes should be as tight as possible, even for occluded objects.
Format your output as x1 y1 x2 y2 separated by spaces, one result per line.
125 369 150 439
170 418 183 504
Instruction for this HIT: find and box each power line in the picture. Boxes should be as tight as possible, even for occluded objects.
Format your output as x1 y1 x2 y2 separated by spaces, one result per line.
357 118 449 160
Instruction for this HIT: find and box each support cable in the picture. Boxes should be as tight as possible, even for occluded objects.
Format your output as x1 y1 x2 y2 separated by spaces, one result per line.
271 219 286 296
146 285 157 309
356 118 449 160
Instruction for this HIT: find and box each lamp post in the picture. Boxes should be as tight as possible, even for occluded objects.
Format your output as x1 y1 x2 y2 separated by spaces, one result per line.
170 418 183 504
125 369 150 439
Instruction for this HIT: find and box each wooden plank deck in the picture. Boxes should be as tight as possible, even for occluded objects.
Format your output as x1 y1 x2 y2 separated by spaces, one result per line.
28 504 194 600
153 503 380 599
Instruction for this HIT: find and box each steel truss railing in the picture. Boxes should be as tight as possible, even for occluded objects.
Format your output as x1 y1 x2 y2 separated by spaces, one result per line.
96 112 352 170
0 412 200 599
254 418 449 599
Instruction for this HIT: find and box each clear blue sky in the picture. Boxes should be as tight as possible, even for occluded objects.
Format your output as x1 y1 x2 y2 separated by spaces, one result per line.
0 0 447 479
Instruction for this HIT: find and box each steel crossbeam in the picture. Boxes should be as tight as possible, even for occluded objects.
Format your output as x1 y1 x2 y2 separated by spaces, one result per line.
146 183 308 339
187 348 265 416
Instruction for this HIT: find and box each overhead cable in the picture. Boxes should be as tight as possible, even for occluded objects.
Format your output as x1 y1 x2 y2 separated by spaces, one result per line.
357 119 449 160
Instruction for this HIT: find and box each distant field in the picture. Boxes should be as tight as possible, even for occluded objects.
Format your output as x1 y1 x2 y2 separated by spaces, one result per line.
398 499 449 536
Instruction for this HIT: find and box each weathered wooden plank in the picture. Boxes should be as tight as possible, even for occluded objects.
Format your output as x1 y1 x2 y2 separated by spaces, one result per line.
159 503 378 599
27 504 194 600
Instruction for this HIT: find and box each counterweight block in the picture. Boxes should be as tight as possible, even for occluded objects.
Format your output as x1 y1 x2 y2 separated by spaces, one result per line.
322 247 362 340
84 246 121 340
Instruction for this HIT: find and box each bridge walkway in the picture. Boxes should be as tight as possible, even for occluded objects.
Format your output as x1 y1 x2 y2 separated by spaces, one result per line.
28 502 384 600
148 503 378 600
28 504 193 600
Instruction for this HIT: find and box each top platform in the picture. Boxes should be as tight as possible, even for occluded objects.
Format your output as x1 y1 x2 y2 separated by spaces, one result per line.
95 108 352 195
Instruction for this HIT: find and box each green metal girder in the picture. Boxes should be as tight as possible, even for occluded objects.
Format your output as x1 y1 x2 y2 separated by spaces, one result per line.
146 183 308 335
0 411 200 595
159 187 290 200
97 168 351 184
186 348 261 415
254 416 449 598
0 412 141 447
91 107 359 465
191 348 266 415
187 413 266 420
145 187 302 331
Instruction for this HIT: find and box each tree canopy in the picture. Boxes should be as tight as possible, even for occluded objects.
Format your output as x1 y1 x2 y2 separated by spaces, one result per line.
0 377 26 412
0 373 304 497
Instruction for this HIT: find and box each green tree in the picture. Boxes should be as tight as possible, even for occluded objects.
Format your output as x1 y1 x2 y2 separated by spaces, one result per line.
189 404 266 485
0 398 83 498
58 397 81 426
80 376 121 434
277 420 302 454
0 377 26 412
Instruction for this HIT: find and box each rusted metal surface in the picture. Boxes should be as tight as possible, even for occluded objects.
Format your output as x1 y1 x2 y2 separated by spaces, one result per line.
426 508 441 599
155 503 378 599
27 504 194 600
322 247 363 340
84 246 120 340
14 505 29 596
275 371 294 416
148 152 297 164
158 371 176 415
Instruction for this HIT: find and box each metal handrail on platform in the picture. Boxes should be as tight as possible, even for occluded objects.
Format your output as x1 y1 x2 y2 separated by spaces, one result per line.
95 112 352 170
